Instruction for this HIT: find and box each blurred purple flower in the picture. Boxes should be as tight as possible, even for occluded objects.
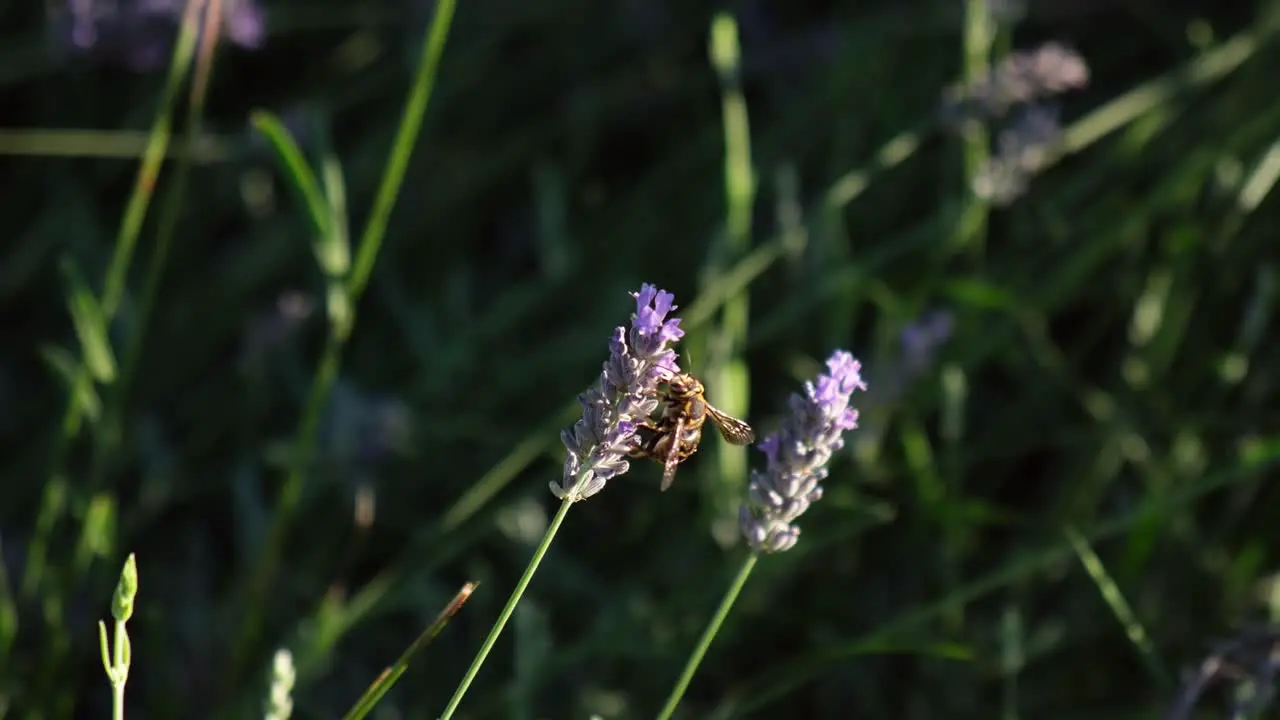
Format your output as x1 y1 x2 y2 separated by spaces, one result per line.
972 104 1063 204
238 290 315 376
218 0 265 48
321 380 414 468
942 41 1089 125
55 0 266 71
900 309 955 373
853 310 955 452
554 284 684 503
985 0 1027 25
740 350 866 553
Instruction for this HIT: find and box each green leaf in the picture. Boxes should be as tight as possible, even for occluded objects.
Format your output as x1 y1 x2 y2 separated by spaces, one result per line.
249 110 332 244
60 259 117 384
315 117 352 281
40 343 102 424
944 278 1020 309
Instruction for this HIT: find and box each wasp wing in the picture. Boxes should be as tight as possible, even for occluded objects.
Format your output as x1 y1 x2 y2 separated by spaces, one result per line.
660 417 685 491
705 404 756 446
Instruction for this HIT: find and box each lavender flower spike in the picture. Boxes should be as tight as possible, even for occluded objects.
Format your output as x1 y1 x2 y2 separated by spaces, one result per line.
740 350 866 553
553 284 684 502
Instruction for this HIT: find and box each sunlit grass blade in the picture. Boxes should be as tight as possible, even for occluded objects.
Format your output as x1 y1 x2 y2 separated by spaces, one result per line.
0 128 231 161
955 0 996 255
315 120 354 333
341 583 478 720
1051 29 1262 170
1065 526 1170 689
703 11 753 533
316 123 351 279
235 0 460 673
346 0 459 299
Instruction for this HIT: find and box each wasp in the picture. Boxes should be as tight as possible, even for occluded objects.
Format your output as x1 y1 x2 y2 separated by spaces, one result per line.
628 373 756 491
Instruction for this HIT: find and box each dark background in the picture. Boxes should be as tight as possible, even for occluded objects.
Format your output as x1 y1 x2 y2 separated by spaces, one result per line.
2 0 1279 717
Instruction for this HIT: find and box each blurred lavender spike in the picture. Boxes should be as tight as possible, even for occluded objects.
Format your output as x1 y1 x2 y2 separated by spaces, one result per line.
740 350 866 553
854 310 955 452
942 41 1089 125
553 284 684 503
972 104 1063 204
900 309 955 374
54 0 266 71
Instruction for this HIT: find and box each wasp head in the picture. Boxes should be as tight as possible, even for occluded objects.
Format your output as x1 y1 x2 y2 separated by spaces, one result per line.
666 373 705 399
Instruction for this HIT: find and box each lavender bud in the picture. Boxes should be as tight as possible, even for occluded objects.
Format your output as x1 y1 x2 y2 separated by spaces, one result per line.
740 350 866 553
552 284 684 502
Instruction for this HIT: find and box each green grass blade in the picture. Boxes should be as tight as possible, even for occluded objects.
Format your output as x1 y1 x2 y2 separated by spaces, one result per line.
60 258 117 385
1065 526 1170 689
346 0 459 300
956 0 995 256
341 583 477 720
703 11 754 531
317 124 352 280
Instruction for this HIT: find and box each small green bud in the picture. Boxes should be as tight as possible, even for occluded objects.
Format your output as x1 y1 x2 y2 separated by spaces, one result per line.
111 553 138 623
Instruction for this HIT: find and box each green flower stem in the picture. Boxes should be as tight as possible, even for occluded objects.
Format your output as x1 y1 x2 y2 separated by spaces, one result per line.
110 619 128 719
654 551 759 720
99 554 137 720
438 498 573 720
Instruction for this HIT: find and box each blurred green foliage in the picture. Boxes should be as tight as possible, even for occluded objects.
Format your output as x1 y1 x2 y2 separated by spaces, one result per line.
2 0 1280 717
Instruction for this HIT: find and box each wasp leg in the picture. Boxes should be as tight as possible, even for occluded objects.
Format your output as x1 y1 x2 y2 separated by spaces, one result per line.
627 420 662 458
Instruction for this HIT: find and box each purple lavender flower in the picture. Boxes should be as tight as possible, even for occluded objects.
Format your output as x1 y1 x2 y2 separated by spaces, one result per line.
739 350 866 553
54 0 266 72
553 284 684 502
